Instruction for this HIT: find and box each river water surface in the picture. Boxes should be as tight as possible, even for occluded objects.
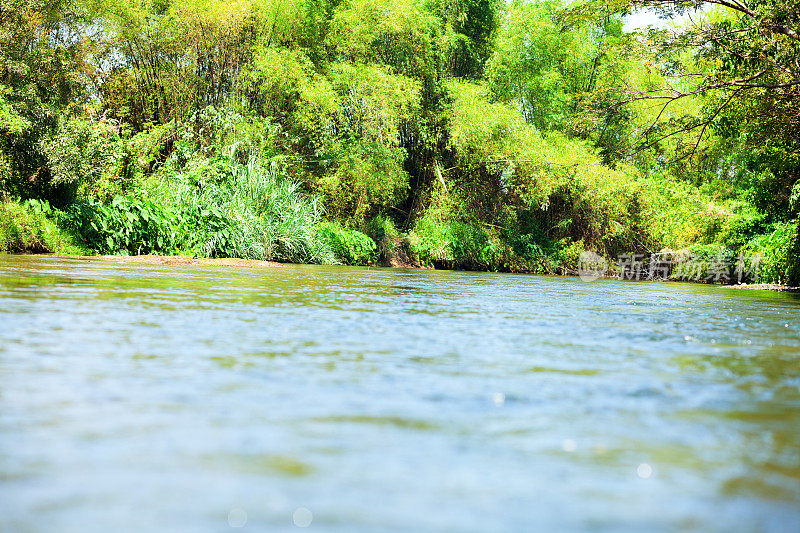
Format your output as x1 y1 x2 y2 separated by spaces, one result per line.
1 255 799 532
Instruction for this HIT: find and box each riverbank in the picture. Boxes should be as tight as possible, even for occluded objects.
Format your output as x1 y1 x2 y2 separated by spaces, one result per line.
1 195 796 289
92 255 283 268
94 254 800 292
9 252 800 293
3 177 798 288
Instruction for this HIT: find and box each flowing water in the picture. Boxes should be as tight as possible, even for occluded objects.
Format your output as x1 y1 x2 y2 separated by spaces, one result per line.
1 255 799 532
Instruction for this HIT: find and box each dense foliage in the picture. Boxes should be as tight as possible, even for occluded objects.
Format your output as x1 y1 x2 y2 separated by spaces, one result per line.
0 0 797 283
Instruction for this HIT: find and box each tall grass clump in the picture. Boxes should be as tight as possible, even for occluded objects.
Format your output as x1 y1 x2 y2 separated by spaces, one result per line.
161 155 335 263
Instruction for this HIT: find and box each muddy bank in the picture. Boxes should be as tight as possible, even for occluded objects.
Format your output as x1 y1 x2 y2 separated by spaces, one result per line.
13 253 800 292
88 255 284 268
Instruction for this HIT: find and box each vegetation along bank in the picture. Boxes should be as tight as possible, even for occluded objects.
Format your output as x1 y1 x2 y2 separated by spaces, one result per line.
1 0 798 285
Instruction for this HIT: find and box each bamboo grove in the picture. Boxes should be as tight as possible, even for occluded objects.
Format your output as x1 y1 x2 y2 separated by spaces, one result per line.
1 0 798 283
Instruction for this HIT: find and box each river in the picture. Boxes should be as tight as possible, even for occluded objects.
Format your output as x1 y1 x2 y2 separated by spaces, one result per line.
1 255 799 532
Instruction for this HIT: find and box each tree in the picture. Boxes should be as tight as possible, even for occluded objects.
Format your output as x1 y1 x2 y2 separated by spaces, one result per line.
565 0 800 282
564 0 799 166
0 0 92 201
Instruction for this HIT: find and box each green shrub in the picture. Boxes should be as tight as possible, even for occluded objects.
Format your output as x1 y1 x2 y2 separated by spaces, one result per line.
362 214 401 261
57 196 175 255
0 200 84 254
408 218 453 267
316 221 376 265
556 239 585 274
450 222 499 270
39 118 127 206
40 154 335 263
745 221 798 285
128 121 178 174
409 217 499 270
716 204 769 248
790 229 800 287
316 142 410 225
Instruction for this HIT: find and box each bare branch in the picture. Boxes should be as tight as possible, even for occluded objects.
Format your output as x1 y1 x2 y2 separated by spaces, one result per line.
639 0 800 40
669 86 743 163
612 69 799 110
